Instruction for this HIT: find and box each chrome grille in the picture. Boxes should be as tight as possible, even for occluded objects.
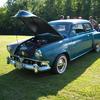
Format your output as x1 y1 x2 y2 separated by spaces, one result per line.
11 56 41 65
23 59 36 64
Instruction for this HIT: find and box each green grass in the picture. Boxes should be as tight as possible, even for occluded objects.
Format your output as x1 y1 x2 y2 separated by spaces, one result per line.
0 36 100 100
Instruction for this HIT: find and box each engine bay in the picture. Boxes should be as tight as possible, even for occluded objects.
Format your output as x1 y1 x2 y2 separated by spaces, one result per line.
15 38 48 57
14 33 61 58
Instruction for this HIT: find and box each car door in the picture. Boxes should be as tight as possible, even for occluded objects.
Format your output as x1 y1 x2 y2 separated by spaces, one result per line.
69 23 93 59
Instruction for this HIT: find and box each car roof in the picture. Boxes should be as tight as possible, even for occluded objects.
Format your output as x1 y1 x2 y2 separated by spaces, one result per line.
49 19 90 24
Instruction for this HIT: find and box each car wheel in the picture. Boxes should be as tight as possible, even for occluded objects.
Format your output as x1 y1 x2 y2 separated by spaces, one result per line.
51 54 68 74
95 44 100 52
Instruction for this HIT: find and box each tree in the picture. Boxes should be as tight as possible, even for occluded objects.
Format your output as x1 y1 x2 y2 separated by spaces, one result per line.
91 0 100 21
81 0 91 18
64 0 73 17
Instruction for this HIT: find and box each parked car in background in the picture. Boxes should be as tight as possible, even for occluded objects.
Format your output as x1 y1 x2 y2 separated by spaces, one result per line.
7 10 100 74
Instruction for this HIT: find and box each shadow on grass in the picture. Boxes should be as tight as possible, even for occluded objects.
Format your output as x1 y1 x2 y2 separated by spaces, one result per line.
0 51 100 100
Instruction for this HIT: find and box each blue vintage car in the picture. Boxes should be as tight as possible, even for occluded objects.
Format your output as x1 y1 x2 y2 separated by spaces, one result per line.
7 10 100 74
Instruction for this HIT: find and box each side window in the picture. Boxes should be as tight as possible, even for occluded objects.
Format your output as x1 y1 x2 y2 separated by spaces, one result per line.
71 23 85 36
83 23 93 32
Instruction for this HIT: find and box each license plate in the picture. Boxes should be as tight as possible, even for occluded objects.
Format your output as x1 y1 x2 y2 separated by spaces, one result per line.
16 62 23 69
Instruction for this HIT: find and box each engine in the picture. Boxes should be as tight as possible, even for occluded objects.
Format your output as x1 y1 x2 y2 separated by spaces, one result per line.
15 38 47 58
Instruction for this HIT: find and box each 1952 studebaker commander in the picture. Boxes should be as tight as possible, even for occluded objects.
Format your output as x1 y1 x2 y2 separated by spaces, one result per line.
7 10 100 74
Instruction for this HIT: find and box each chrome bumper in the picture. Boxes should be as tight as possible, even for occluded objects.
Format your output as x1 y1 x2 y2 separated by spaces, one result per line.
7 57 51 73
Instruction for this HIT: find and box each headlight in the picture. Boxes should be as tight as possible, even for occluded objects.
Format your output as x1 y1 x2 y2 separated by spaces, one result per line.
35 49 42 58
7 46 11 52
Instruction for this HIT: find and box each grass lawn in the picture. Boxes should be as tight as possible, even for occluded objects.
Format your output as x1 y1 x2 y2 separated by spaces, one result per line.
0 36 100 100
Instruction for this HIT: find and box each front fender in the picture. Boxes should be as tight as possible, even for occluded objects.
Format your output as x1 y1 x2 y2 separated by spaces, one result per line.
40 40 70 66
7 43 19 55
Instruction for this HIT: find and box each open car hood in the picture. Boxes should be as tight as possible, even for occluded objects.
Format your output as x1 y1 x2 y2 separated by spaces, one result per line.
9 10 62 38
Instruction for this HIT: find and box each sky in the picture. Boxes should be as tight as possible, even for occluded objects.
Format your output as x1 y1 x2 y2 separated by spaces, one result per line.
0 0 7 7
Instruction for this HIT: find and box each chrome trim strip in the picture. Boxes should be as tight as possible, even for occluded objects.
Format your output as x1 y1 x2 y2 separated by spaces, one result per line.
13 55 48 63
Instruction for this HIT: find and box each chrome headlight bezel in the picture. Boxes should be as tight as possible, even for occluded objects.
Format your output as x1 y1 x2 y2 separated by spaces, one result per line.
35 49 42 58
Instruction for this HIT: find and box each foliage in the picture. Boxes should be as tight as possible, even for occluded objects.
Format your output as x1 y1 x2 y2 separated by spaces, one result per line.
0 0 100 34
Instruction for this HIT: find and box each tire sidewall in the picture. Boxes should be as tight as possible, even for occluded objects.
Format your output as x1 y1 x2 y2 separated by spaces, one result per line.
52 54 68 74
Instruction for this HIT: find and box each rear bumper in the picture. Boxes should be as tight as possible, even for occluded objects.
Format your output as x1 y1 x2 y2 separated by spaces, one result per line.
7 56 51 73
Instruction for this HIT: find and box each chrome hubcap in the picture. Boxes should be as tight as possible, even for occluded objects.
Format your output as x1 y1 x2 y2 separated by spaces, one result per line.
57 56 67 74
96 44 100 52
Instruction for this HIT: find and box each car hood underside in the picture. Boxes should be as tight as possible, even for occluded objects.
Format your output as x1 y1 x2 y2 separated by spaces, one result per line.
0 10 63 39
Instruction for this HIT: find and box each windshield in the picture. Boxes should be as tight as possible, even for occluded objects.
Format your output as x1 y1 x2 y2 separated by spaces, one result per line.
49 22 71 37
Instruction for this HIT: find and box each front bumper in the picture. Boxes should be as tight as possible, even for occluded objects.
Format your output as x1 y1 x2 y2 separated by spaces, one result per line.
7 56 51 73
